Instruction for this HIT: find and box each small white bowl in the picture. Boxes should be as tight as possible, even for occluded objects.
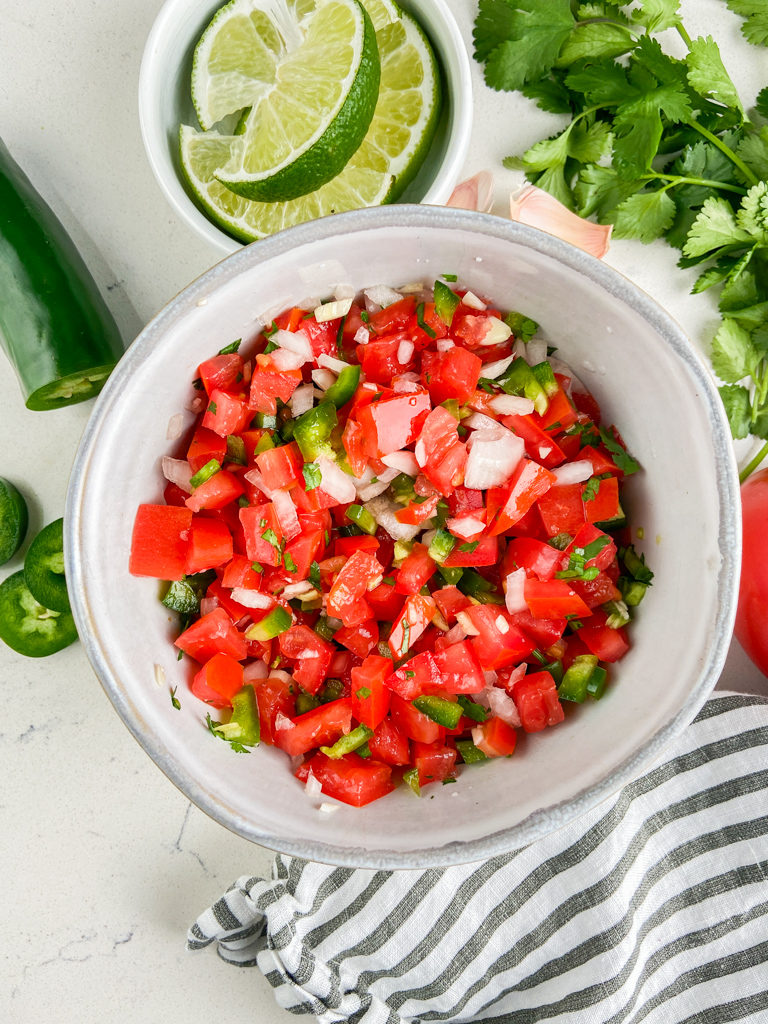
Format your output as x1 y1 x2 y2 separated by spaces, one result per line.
66 207 740 869
138 0 473 255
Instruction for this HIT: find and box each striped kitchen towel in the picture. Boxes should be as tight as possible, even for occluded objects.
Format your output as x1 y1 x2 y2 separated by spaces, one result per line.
188 692 768 1022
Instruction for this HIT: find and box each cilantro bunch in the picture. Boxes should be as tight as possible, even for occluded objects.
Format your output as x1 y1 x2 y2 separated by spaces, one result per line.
473 0 768 479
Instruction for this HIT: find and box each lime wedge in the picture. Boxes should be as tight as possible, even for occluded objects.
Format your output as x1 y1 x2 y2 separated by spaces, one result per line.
192 0 380 203
180 0 441 241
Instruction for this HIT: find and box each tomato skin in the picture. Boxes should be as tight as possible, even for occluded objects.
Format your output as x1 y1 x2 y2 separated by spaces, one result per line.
509 609 566 649
275 698 354 756
295 751 394 807
358 338 416 384
490 461 556 536
422 346 483 406
442 533 498 568
255 676 296 745
366 580 405 621
412 741 458 786
327 550 383 626
503 414 566 469
335 618 379 659
240 503 284 567
255 442 303 491
524 578 593 620
389 692 441 743
221 554 262 590
368 717 410 765
357 392 431 457
395 542 437 595
511 671 565 733
389 593 436 659
175 607 248 662
433 585 472 624
186 469 244 513
187 426 227 474
191 653 243 708
578 611 629 663
350 655 393 728
279 624 334 695
198 353 243 395
184 517 233 574
584 475 621 524
736 468 768 676
537 483 587 538
432 639 486 693
202 389 251 437
474 717 518 758
387 650 444 699
502 538 562 581
129 504 192 580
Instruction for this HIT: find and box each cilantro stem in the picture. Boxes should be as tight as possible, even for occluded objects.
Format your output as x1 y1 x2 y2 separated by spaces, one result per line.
687 120 759 186
740 440 768 483
640 173 747 196
676 23 693 49
577 16 641 37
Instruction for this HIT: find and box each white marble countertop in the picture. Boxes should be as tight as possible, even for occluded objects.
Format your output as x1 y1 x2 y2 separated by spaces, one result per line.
1 0 766 1019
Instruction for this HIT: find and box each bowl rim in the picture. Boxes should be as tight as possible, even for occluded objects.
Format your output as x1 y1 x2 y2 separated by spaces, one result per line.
137 0 474 256
65 206 741 869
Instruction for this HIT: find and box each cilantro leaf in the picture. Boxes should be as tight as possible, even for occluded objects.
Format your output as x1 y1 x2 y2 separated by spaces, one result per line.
723 0 768 47
310 560 321 589
718 384 752 438
686 36 746 119
683 196 752 258
599 427 640 475
475 0 575 93
756 86 768 118
554 22 633 67
612 72 692 177
575 164 643 220
582 476 602 502
522 74 576 113
736 127 768 181
692 258 743 294
565 59 634 106
711 319 760 382
171 687 181 710
736 180 768 240
303 463 322 491
283 551 298 574
610 190 676 242
631 0 682 33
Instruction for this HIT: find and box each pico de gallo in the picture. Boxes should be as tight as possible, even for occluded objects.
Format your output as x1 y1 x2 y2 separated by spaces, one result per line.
129 277 653 808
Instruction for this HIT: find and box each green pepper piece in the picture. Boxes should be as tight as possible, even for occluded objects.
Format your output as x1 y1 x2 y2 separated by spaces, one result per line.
428 528 456 565
440 399 461 421
314 615 339 642
0 570 78 657
320 723 374 758
254 432 275 454
393 539 414 566
228 685 260 745
346 504 377 535
456 695 487 722
543 659 565 686
357 741 372 758
254 412 278 430
296 692 321 715
586 666 608 700
162 579 200 615
189 458 222 489
530 361 559 398
403 767 421 795
433 280 461 327
225 435 247 465
339 523 363 537
603 600 630 629
0 477 28 566
503 310 539 342
24 518 70 613
618 577 648 607
322 364 360 408
318 677 345 704
293 402 338 461
0 139 124 411
457 569 503 604
245 605 292 641
497 359 549 416
456 739 488 764
412 695 463 729
622 545 654 584
390 472 417 506
558 654 599 703
438 564 464 586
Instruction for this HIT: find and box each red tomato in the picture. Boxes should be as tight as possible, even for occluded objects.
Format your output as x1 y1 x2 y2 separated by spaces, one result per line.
524 579 593 620
501 538 563 581
578 611 629 663
389 593 436 659
368 717 410 765
255 676 296 745
357 391 431 458
191 653 243 708
335 619 379 659
473 717 518 758
490 461 556 536
327 550 383 626
129 504 192 580
503 414 566 469
350 655 393 729
184 517 233 574
202 389 251 437
432 586 472 624
295 752 394 807
275 698 354 756
279 625 334 695
468 605 536 670
221 554 262 590
509 609 566 649
187 426 227 474
537 483 587 538
442 533 498 568
389 692 441 743
239 503 284 567
395 542 437 595
358 338 417 384
255 442 303 491
387 650 444 699
432 639 486 693
369 296 415 335
584 475 621 524
511 671 565 733
186 469 244 513
421 346 483 405
412 741 458 786
198 353 243 395
736 468 768 675
175 607 248 662
366 580 405 621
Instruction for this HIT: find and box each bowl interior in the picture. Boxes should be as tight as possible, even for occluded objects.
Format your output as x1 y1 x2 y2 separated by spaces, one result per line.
139 0 472 255
67 210 738 868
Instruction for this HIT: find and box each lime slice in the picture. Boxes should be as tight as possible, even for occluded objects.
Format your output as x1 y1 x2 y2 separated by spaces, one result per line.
192 0 381 203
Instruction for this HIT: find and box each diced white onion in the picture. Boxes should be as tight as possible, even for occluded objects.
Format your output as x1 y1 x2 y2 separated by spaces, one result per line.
548 357 589 395
484 670 498 686
364 284 402 308
487 686 522 728
463 412 499 432
354 326 370 345
538 445 553 459
394 371 420 384
318 802 339 814
513 339 528 362
187 395 206 414
269 669 293 686
282 581 317 600
415 438 427 468
275 712 294 732
526 339 548 366
464 428 525 490
490 394 535 416
444 622 467 644
446 515 485 541
333 283 356 301
504 568 528 614
356 472 398 503
367 574 383 592
365 494 422 541
471 725 485 748
275 328 312 362
552 460 593 485
495 615 510 634
381 450 420 477
232 588 275 610
269 347 306 372
311 368 336 391
318 457 357 504
166 414 184 441
200 596 220 616
297 648 320 660
154 664 166 686
397 340 415 365
456 610 480 636
318 353 350 374
305 772 323 799
244 469 274 499
506 664 528 691
398 281 425 294
462 290 486 310
161 457 193 493
437 339 455 353
272 488 301 540
482 354 515 379
243 660 269 683
479 318 513 346
291 383 317 417
393 378 420 393
314 297 353 323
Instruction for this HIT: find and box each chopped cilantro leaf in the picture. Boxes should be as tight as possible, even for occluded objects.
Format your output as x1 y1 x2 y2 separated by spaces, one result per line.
171 687 181 710
207 401 217 415
303 463 322 491
598 427 640 476
283 551 298 573
218 339 242 355
261 528 279 548
356 687 372 700
458 540 481 553
442 273 458 282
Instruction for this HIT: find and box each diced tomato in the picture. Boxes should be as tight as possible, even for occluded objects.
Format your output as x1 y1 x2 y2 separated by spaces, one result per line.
350 655 392 729
357 391 431 457
274 307 304 332
328 550 383 626
198 353 244 395
571 571 621 608
503 414 566 469
389 593 436 659
562 524 616 571
473 717 518 758
221 554 262 590
386 650 443 699
368 717 410 765
291 483 338 513
532 379 578 433
275 698 354 756
448 486 484 516
129 504 192 580
206 578 262 622
186 469 244 512
578 612 630 662
584 475 621 523
191 653 244 709
467 605 536 670
295 751 394 807
524 578 593 620
572 390 602 424
537 483 586 538
300 316 337 360
187 426 227 474
342 418 367 476
249 363 301 415
442 533 498 568
412 741 458 786
504 503 546 539
501 537 562 582
255 442 303 491
395 495 439 525
365 580 405 621
175 607 248 662
239 503 284 567
389 692 441 743
432 639 486 693
335 618 379 659
202 389 251 437
369 295 415 335
511 671 565 732
358 337 417 384
422 346 483 405
489 461 556 536
284 526 325 580
433 586 472 624
163 482 189 507
279 625 334 695
255 676 296 745
452 310 496 347
418 406 467 496
334 535 379 558
184 516 233 574
395 542 437 595
509 609 566 649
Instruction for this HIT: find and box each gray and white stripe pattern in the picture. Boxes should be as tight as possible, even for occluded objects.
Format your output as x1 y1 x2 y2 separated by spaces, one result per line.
188 693 768 1022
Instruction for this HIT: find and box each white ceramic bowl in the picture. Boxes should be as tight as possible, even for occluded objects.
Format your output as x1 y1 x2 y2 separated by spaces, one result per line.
138 0 473 255
66 208 740 868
